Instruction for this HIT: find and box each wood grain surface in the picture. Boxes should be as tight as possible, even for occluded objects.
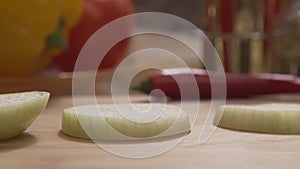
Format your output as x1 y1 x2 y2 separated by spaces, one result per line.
1 94 300 169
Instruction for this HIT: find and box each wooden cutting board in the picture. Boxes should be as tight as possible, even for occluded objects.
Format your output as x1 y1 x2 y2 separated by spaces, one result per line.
1 94 300 169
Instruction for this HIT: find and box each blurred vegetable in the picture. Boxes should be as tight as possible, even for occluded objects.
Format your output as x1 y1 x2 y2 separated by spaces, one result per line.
0 0 82 76
133 68 300 99
53 0 134 72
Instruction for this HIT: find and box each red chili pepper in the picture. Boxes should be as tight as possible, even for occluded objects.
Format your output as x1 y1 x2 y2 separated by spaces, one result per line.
133 68 300 99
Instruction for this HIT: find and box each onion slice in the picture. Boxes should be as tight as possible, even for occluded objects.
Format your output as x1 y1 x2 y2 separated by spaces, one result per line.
0 91 50 141
214 103 300 134
62 104 191 140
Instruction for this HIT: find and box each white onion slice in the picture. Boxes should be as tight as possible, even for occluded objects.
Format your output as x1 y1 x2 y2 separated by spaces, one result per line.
214 103 300 134
0 91 50 140
62 104 190 140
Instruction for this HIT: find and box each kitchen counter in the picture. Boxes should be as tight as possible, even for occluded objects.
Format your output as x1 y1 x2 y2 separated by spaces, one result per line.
1 93 300 169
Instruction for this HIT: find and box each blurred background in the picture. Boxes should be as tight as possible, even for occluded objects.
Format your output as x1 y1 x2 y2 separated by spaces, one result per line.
133 0 206 28
1 0 300 94
133 0 298 74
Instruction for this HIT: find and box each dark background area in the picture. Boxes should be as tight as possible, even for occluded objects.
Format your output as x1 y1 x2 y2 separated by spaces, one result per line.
132 0 205 28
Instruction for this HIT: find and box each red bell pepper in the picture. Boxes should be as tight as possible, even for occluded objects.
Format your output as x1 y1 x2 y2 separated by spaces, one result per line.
53 0 134 72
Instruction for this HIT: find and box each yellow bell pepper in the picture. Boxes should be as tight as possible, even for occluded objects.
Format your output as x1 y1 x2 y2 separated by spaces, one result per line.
0 0 82 76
